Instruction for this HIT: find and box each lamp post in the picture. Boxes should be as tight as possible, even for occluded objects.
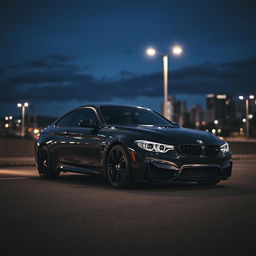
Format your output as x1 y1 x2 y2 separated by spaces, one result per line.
17 102 29 137
238 95 254 137
146 45 183 119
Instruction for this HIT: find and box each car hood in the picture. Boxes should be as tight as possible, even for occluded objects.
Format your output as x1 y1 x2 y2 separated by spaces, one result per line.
113 125 224 145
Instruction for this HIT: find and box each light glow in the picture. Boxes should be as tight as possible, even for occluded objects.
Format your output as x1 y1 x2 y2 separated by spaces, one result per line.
239 96 244 100
249 95 254 99
217 94 227 99
146 48 156 56
34 128 40 134
17 103 22 108
172 45 183 55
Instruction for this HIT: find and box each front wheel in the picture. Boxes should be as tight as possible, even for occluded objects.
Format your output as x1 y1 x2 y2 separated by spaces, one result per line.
197 179 221 186
37 146 59 178
106 145 131 188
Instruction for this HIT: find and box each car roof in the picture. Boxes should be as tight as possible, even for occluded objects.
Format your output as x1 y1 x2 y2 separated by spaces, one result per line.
74 104 151 110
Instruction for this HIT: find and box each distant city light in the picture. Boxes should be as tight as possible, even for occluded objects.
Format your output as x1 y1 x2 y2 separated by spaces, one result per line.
146 48 156 56
24 102 29 107
249 114 253 119
9 116 13 120
242 118 246 123
217 129 221 134
5 124 9 128
217 94 227 99
17 103 22 108
17 119 21 123
212 129 216 134
5 116 8 120
172 45 183 55
214 120 218 125
249 95 254 99
239 96 244 100
34 128 40 134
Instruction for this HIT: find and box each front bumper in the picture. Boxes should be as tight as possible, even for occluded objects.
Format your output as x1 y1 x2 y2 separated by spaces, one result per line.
131 148 232 182
146 158 232 182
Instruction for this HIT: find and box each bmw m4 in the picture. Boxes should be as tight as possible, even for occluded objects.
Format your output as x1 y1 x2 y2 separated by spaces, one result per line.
35 105 232 188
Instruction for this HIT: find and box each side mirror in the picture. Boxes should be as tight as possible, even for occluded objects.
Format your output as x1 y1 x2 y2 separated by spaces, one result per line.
79 119 99 129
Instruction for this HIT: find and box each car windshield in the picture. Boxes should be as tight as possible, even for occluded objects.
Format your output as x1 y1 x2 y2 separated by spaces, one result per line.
100 106 173 126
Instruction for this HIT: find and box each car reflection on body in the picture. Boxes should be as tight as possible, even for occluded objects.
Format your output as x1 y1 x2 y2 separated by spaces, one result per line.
35 105 232 188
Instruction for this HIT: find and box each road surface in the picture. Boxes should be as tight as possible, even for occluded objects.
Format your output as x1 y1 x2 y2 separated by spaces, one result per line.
0 159 255 256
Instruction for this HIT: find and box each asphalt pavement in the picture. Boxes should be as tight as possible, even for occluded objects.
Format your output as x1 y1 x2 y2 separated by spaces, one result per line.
0 159 256 256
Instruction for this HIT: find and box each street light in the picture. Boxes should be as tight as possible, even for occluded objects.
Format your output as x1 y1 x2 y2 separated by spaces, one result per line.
146 48 156 56
5 116 13 128
17 102 29 137
172 45 183 55
146 45 183 119
238 96 254 137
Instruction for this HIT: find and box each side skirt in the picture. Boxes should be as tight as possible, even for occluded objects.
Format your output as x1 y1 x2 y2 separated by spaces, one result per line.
59 165 102 175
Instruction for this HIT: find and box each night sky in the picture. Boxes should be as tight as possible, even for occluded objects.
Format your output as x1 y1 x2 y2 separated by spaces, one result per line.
0 0 256 117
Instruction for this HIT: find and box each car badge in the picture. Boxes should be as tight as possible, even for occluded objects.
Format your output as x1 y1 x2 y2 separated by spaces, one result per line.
196 140 204 145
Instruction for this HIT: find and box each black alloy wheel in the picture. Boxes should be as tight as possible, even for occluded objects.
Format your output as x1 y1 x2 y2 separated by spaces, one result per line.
37 146 59 178
106 145 131 188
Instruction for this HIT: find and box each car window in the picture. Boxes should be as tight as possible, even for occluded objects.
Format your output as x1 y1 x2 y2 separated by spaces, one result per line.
100 106 173 126
72 108 98 127
55 111 76 127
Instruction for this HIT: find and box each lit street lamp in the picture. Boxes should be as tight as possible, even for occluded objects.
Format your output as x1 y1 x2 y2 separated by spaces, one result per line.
238 95 254 137
5 116 13 128
146 45 183 119
17 102 29 137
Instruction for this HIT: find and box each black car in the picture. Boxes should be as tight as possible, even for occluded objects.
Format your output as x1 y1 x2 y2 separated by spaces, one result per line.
35 105 232 188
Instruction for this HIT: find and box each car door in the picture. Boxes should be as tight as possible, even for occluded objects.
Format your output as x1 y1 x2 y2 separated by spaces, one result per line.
50 111 77 165
65 107 106 170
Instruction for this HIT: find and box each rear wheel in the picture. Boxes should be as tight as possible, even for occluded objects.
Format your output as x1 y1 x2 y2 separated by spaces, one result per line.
197 179 220 186
106 145 131 188
37 146 59 178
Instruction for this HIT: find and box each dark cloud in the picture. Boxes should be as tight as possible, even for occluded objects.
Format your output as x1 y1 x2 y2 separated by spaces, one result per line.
46 54 76 62
0 57 255 104
119 70 135 78
7 54 80 72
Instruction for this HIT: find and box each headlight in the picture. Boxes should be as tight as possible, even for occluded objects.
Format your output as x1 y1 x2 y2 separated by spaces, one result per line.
134 140 174 153
220 142 229 153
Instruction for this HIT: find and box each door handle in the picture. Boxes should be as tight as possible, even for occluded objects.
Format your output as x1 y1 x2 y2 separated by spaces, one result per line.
64 131 71 135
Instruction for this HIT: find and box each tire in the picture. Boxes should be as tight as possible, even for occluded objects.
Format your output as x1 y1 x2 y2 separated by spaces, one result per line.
37 146 60 178
106 145 132 188
197 179 221 186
